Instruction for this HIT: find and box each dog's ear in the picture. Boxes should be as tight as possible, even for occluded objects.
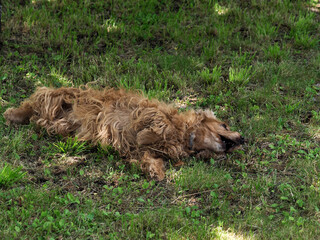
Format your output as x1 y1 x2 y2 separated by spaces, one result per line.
137 129 161 146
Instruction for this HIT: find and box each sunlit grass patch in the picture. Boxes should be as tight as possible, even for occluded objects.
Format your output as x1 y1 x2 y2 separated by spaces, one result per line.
211 226 256 240
213 3 229 15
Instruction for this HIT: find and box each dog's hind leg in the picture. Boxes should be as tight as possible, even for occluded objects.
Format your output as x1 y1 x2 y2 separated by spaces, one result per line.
4 102 34 125
3 87 80 136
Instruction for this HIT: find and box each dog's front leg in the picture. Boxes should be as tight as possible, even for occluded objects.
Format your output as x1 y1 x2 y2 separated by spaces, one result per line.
139 152 165 181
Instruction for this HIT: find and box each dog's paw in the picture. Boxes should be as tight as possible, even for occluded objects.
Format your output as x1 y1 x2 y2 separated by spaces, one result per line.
140 152 166 181
149 166 165 181
3 107 32 125
3 108 18 125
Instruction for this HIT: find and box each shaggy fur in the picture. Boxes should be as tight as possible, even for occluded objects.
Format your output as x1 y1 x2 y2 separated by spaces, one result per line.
4 87 244 180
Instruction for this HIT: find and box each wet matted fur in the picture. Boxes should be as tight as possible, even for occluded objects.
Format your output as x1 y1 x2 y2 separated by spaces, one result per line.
4 87 244 180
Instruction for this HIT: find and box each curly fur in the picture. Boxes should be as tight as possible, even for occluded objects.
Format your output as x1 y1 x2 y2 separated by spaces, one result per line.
4 87 244 180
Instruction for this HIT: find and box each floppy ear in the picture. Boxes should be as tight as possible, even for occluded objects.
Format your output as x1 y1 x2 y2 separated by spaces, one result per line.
137 129 161 145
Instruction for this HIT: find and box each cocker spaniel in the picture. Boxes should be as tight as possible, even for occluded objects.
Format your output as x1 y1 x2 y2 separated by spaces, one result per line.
4 87 244 180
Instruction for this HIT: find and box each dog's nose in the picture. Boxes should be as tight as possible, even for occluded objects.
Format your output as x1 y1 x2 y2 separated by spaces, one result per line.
239 136 245 144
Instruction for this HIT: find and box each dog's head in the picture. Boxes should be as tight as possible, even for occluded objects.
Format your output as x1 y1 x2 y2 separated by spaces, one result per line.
189 110 244 154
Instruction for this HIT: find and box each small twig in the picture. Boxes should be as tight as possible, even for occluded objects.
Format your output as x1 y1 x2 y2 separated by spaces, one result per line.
146 147 168 156
171 189 214 203
245 224 261 230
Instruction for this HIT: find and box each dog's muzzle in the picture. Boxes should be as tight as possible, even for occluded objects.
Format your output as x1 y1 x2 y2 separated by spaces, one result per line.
221 135 245 152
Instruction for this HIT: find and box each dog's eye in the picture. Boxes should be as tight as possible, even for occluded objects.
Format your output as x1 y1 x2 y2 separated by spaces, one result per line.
221 124 227 129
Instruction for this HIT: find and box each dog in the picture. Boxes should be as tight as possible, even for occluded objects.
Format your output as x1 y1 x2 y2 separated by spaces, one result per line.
3 87 244 180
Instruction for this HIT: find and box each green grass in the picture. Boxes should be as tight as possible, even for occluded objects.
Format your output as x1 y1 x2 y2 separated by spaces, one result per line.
0 0 319 239
0 164 26 188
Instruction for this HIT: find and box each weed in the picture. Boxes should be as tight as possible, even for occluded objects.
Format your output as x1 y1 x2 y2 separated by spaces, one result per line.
228 66 254 87
0 164 26 188
51 137 87 156
294 32 318 49
256 21 278 40
198 66 221 84
264 43 286 61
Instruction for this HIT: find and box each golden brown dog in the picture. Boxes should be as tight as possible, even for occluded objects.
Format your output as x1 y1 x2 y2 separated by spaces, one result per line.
4 87 244 180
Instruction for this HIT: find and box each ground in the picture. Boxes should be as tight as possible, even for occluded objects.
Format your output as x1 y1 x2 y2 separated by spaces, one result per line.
0 0 319 239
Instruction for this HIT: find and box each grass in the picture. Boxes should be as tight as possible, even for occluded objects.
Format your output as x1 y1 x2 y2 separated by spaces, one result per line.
0 0 319 239
0 164 26 188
